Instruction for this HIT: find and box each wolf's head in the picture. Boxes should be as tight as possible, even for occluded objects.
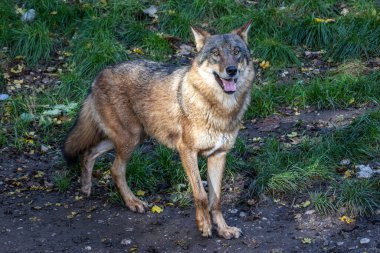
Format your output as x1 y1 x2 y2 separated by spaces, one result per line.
191 21 252 94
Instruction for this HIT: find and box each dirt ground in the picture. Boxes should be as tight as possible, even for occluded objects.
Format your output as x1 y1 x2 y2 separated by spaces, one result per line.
1 108 379 253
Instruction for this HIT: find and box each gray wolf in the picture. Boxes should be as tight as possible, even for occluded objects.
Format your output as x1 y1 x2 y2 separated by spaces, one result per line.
63 21 255 239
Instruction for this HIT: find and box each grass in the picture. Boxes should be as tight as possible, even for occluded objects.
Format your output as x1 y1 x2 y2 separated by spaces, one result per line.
53 170 71 193
0 0 379 216
247 70 380 118
249 110 380 215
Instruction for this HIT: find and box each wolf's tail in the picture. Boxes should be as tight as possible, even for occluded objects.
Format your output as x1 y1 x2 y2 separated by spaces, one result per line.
63 97 103 165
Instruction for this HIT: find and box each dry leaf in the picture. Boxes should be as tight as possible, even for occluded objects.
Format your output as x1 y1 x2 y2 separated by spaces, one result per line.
151 205 163 213
302 237 312 244
301 200 311 208
339 215 355 224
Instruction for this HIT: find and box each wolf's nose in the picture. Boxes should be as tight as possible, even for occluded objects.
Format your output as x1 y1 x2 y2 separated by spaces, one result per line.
226 66 237 76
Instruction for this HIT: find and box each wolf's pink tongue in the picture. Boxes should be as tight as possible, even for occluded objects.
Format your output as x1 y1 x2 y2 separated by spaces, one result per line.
221 79 236 92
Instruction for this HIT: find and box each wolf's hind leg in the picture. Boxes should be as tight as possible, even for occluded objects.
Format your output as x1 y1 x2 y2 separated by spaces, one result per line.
207 152 242 239
82 140 114 196
111 136 148 213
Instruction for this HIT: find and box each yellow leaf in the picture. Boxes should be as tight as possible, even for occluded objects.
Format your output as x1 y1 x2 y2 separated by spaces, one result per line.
239 122 246 130
75 196 83 201
34 171 45 178
67 211 78 219
132 48 144 55
302 237 312 244
344 170 353 179
314 18 325 23
301 200 311 208
50 11 57 15
10 64 24 73
136 190 145 197
287 132 298 138
339 215 355 224
15 6 25 15
29 216 41 222
349 98 355 104
151 205 163 213
63 51 73 57
259 60 270 69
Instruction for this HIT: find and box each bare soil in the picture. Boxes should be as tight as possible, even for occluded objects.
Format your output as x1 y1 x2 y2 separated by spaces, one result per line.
1 108 379 253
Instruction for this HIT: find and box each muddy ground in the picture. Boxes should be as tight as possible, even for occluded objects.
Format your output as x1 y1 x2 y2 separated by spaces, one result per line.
1 108 379 253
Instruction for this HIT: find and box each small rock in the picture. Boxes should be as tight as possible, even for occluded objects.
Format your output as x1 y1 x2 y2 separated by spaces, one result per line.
239 211 247 218
0 94 9 101
229 208 238 214
356 165 373 179
340 159 351 166
121 239 131 246
21 9 36 22
143 5 158 18
46 66 56 72
201 180 207 188
41 144 49 153
84 246 92 251
360 238 370 244
323 240 329 246
305 210 315 215
337 241 344 246
42 77 50 84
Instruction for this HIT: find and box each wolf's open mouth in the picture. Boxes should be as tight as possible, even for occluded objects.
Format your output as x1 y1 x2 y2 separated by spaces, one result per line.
213 72 237 94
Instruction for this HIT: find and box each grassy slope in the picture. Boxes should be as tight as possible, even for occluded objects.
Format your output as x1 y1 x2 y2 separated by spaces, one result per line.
0 0 379 215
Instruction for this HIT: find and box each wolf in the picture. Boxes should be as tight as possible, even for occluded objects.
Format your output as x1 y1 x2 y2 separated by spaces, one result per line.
63 21 255 239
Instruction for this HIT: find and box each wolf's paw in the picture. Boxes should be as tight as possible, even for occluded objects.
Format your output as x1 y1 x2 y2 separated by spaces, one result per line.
217 226 242 239
125 198 148 214
196 212 212 237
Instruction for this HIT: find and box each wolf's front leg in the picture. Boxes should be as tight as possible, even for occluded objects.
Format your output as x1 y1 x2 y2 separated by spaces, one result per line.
207 152 242 239
178 144 212 237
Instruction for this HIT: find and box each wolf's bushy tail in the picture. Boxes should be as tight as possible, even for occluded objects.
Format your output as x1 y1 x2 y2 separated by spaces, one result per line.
63 98 103 165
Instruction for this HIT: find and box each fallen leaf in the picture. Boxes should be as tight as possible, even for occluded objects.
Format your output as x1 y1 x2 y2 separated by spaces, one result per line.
301 200 311 208
339 215 355 224
151 205 163 213
67 211 78 219
136 190 145 197
302 237 312 244
344 170 353 179
132 48 144 55
29 216 41 222
10 64 24 73
287 131 298 138
259 60 270 69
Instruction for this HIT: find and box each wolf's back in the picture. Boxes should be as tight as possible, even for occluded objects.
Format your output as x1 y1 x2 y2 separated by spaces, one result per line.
63 96 103 165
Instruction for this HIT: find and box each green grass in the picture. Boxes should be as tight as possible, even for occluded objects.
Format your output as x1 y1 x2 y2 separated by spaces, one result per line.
247 70 380 118
13 21 53 64
0 0 380 217
249 110 380 215
53 170 71 193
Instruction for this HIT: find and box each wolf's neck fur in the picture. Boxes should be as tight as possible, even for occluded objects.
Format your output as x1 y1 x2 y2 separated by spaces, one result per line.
179 61 254 132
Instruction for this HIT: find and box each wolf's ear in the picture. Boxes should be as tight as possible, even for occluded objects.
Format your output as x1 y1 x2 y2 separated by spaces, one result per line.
191 26 210 52
232 20 252 44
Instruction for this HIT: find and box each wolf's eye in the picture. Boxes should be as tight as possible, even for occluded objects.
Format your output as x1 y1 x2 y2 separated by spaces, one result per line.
233 47 240 55
212 49 220 57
